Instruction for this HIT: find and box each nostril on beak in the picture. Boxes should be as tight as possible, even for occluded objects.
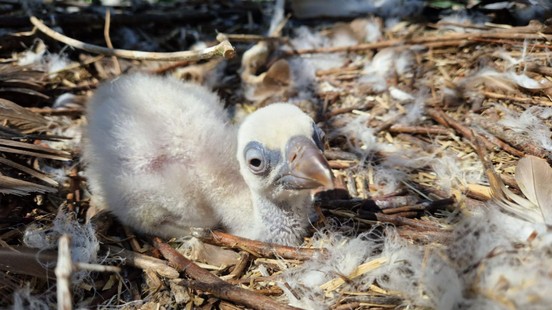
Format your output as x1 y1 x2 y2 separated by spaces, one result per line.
290 152 298 163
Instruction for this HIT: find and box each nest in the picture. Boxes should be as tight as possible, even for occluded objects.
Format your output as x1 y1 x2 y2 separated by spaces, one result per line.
2 1 552 309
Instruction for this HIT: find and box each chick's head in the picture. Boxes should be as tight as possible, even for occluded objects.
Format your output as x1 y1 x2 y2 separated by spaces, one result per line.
237 103 334 200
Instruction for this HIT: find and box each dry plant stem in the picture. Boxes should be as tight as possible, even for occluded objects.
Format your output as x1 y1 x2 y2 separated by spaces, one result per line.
482 91 552 106
153 238 299 310
333 302 361 310
103 9 121 75
220 252 250 281
0 157 58 186
218 33 286 42
397 228 450 244
106 245 179 279
290 28 552 55
0 138 71 157
30 17 236 61
374 213 443 231
381 197 455 214
197 231 326 260
26 107 84 116
75 262 121 273
427 108 524 157
56 234 73 310
470 113 552 162
0 146 71 161
388 124 452 135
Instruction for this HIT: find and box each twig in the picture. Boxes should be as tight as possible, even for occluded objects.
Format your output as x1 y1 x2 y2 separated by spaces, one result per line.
56 234 72 310
30 17 235 61
427 108 524 157
217 33 287 42
106 245 179 279
380 197 455 214
288 28 552 55
470 113 552 162
153 238 300 310
103 9 121 75
396 227 451 244
388 124 453 135
363 212 445 231
220 252 250 281
75 262 121 273
193 230 326 260
482 91 552 106
26 107 84 116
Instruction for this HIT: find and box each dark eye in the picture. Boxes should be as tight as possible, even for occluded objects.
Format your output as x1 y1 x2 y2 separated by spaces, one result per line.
245 143 267 174
312 123 326 150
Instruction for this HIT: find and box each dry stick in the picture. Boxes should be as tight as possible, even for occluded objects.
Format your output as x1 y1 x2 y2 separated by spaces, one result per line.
217 33 286 42
426 108 525 157
106 245 179 279
470 113 552 162
26 107 84 116
372 213 444 231
468 37 552 49
220 252 250 281
103 9 121 75
482 91 552 106
380 197 455 215
153 238 299 310
30 17 236 61
289 30 552 55
0 157 58 187
195 230 326 261
388 124 453 135
56 235 73 310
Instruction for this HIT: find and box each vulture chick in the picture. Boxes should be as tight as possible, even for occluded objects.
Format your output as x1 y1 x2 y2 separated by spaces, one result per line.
84 74 333 245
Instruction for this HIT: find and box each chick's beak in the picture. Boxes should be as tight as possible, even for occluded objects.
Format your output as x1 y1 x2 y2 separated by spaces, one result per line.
277 136 334 190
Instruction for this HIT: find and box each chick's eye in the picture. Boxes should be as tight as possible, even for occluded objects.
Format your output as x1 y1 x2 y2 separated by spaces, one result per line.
245 145 267 174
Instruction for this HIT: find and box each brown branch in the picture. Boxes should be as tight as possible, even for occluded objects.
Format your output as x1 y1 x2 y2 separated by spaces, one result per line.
380 197 455 214
30 17 235 61
193 230 326 261
153 238 299 310
217 33 287 42
103 9 121 75
288 28 552 55
482 91 552 106
370 213 445 231
470 113 552 162
388 124 453 135
427 108 524 157
106 245 179 279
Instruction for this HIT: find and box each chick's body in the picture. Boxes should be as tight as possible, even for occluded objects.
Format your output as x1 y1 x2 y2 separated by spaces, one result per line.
84 74 333 245
85 74 251 238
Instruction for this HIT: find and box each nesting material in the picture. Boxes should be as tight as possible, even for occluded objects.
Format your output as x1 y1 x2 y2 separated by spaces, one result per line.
23 209 99 284
5 1 552 309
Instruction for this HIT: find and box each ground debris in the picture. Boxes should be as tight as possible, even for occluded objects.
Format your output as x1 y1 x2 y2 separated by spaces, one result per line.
2 1 552 309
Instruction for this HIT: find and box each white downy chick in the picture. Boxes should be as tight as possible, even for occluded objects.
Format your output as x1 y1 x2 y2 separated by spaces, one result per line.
83 73 333 245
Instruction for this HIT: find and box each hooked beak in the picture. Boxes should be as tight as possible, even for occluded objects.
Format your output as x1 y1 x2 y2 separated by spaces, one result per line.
277 136 334 190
